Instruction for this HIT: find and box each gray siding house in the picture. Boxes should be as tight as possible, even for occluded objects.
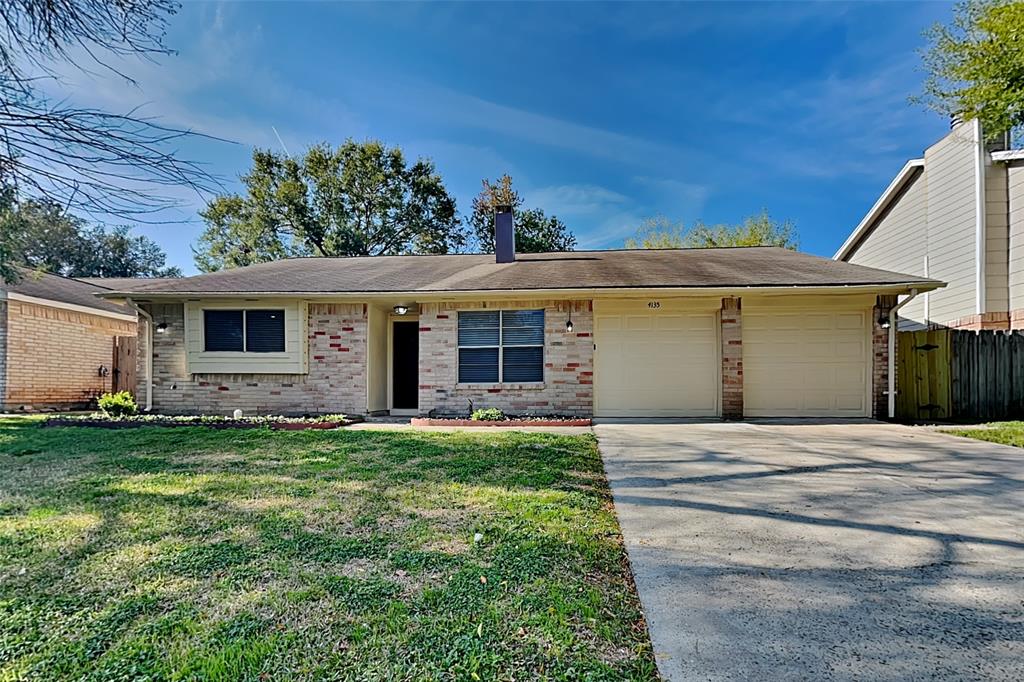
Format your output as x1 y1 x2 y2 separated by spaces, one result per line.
835 119 1024 330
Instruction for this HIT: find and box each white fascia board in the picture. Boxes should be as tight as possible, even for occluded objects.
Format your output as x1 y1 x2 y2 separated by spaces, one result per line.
991 149 1024 162
833 158 926 261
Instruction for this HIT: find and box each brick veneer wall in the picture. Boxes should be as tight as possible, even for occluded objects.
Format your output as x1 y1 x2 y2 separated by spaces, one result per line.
944 311 1011 331
3 299 135 410
418 300 593 417
720 297 743 420
872 295 896 419
141 302 367 415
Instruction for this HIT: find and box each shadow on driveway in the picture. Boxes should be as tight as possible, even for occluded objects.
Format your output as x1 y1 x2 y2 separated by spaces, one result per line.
597 421 1024 682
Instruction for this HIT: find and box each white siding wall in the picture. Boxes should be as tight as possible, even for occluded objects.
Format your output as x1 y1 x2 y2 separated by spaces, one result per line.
985 160 1010 313
923 123 981 324
846 170 929 328
1009 163 1024 313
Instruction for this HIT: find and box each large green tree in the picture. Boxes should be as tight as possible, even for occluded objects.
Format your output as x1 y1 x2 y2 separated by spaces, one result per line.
915 0 1024 140
625 210 798 250
194 141 464 271
1 196 181 278
469 175 577 253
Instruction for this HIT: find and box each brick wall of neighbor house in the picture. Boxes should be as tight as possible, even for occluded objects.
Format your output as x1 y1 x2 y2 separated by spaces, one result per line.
3 299 135 410
872 295 896 419
418 300 594 417
720 297 743 420
141 302 367 415
0 301 7 407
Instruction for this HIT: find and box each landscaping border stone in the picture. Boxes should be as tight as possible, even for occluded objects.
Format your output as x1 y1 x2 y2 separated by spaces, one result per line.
410 417 591 427
41 416 362 430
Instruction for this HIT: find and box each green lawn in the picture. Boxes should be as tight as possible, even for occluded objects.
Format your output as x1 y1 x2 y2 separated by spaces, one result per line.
948 421 1024 448
0 417 656 681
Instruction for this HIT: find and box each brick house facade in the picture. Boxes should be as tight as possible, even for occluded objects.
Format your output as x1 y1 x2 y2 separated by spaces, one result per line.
417 300 594 417
0 296 136 411
135 293 893 420
139 302 367 415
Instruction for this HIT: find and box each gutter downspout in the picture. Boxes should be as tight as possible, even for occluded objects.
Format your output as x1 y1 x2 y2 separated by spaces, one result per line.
124 298 153 412
973 118 987 315
888 288 920 420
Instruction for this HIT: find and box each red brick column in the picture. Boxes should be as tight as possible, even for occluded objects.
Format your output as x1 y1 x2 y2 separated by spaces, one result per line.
872 295 896 420
721 297 743 420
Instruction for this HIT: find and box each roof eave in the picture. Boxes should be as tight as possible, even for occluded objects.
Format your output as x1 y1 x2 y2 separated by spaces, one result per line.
834 158 926 261
99 281 945 301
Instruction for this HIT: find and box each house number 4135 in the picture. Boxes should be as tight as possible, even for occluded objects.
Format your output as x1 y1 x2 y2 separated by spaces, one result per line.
647 301 661 309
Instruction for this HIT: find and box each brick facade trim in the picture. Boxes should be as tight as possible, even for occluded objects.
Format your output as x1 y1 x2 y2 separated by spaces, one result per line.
720 297 743 420
872 295 896 420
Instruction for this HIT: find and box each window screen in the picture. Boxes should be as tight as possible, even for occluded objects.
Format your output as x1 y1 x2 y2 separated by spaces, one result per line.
204 310 243 351
457 310 544 383
245 310 285 352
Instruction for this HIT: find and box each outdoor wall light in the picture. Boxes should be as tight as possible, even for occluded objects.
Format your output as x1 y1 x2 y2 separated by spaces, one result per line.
393 305 410 315
877 312 891 329
155 322 169 333
565 308 574 333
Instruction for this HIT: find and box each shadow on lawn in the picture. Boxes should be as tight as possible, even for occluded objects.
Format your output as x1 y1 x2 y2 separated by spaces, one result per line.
0 419 657 681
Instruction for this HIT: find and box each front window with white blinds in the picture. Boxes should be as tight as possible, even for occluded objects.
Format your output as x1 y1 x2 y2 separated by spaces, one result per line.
458 310 544 383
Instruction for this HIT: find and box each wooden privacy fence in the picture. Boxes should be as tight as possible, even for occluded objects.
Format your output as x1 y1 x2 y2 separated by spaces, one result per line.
896 329 1024 421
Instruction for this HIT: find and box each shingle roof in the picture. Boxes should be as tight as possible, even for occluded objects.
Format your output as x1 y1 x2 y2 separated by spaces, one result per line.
76 277 181 291
99 247 942 297
2 270 133 315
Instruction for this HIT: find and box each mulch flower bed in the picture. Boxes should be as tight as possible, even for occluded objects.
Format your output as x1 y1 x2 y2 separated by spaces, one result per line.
41 415 362 431
410 417 591 427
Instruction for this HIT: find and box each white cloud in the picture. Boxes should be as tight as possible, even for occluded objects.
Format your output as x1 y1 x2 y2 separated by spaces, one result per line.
526 184 629 216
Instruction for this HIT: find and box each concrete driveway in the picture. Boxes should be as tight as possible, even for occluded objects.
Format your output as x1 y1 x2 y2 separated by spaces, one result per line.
596 420 1024 681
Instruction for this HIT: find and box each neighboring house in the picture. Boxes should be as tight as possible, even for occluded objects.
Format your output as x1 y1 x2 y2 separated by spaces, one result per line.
98 213 940 420
835 119 1024 330
0 270 137 411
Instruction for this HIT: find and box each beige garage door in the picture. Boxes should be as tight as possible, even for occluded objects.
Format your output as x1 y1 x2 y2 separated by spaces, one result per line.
594 300 719 418
743 301 871 418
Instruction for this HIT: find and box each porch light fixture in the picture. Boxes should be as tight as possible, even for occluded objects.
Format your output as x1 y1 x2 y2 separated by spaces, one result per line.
155 322 169 334
565 308 574 333
877 312 891 329
393 305 410 315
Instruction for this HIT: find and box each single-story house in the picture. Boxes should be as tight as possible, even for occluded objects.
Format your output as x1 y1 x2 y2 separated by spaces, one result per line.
835 118 1024 330
0 270 138 411
100 214 942 420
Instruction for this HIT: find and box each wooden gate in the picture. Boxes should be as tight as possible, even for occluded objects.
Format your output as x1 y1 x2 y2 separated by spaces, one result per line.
896 329 952 421
111 336 137 396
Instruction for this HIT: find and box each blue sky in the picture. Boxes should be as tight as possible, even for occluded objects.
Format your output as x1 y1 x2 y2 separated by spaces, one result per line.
50 1 954 274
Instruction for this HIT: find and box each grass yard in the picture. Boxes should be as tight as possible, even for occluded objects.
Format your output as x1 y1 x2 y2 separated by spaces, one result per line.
0 417 656 681
948 421 1024 448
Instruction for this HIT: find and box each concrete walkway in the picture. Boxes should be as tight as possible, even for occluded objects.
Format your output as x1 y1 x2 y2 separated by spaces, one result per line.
595 420 1024 681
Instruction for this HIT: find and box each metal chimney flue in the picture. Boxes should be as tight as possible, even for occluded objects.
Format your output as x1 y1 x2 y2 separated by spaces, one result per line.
494 205 515 263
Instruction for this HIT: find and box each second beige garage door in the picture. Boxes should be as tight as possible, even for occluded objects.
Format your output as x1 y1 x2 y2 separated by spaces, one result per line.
594 299 719 417
743 299 871 418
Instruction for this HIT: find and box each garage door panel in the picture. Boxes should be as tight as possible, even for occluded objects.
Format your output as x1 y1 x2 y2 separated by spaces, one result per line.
744 307 869 418
595 304 719 418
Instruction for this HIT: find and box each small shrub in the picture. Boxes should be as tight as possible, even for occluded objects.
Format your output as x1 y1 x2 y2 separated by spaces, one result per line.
471 407 505 421
97 391 138 418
